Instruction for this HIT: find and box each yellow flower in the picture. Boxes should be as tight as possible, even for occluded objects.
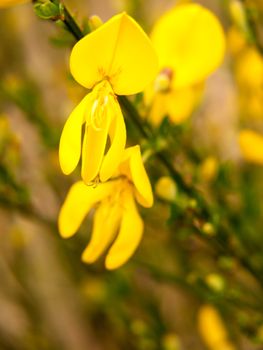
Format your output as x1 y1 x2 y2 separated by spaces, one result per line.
198 304 236 350
151 4 225 89
59 13 158 184
239 129 263 165
145 3 225 125
58 145 153 270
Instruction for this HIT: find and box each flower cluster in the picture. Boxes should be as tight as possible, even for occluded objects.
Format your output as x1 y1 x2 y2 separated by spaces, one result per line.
58 5 226 269
59 13 158 269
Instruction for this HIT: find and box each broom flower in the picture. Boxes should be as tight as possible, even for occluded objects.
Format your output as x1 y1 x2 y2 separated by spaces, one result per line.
58 145 153 270
59 13 158 183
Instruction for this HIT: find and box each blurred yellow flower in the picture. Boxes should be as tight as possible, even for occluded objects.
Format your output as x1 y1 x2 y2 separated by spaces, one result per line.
59 13 158 183
59 145 153 270
198 304 236 350
235 47 263 89
239 129 263 165
145 3 225 126
151 4 225 89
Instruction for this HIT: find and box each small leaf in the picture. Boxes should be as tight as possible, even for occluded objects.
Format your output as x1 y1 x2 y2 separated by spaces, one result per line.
34 1 60 20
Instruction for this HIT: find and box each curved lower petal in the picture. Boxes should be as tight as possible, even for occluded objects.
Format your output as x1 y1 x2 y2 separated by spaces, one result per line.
58 181 114 238
100 100 126 182
81 200 122 264
105 190 143 270
59 94 91 175
129 145 153 208
81 111 111 184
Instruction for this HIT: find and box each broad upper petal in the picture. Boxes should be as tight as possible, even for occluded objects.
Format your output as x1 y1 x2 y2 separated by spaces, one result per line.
70 13 158 95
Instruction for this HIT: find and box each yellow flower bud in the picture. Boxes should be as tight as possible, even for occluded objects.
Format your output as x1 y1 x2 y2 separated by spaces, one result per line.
205 273 225 292
202 222 216 236
228 0 249 37
155 176 177 202
88 15 103 31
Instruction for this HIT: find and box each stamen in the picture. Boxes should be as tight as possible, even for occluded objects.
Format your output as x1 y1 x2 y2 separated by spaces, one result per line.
88 80 115 131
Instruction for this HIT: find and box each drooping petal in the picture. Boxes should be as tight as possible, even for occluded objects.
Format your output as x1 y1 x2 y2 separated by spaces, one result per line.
70 13 158 95
99 99 126 182
81 200 122 264
81 108 111 184
59 94 91 175
105 189 143 270
151 4 225 88
58 181 115 238
129 145 153 208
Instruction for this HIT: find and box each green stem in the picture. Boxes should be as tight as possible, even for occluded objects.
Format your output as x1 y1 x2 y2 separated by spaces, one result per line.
61 5 84 40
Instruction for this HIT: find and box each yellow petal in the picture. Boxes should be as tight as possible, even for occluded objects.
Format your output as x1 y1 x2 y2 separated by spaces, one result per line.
59 94 91 175
81 110 111 184
239 129 263 165
58 181 114 238
81 200 122 263
151 4 225 88
70 13 158 95
129 145 153 208
105 189 143 270
100 99 126 182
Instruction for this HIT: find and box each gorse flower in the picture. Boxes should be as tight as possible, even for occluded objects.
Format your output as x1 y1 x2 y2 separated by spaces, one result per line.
59 13 158 184
59 146 153 270
145 3 225 125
